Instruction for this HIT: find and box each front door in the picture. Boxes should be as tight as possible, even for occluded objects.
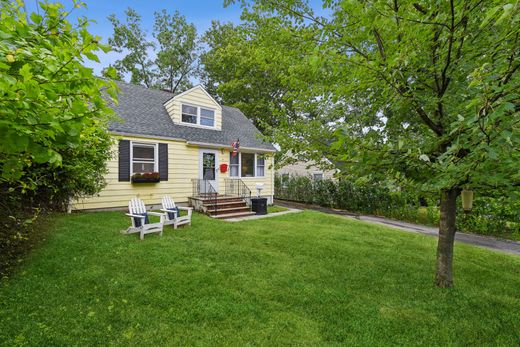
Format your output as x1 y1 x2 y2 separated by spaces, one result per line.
199 149 218 194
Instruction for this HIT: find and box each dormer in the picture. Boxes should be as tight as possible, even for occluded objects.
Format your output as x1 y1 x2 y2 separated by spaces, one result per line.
163 85 222 131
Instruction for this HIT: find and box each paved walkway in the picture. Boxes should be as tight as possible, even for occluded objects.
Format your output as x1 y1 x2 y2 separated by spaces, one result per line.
274 199 520 256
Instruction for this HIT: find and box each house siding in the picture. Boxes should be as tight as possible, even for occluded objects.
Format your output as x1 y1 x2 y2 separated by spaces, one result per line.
216 151 275 201
73 135 274 210
277 161 336 180
164 86 223 130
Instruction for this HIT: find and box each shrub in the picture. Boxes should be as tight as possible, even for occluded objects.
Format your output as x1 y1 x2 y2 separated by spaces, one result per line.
0 2 117 278
275 174 519 239
456 196 520 238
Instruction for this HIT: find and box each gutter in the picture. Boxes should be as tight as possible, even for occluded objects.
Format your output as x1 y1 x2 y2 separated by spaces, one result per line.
110 131 186 143
109 132 277 153
186 141 277 153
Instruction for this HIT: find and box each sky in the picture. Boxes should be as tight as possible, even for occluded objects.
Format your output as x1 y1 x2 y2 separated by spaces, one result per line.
26 0 327 77
26 0 245 75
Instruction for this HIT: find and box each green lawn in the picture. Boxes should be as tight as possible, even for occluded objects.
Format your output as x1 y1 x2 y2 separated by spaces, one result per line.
1 211 519 346
267 204 289 213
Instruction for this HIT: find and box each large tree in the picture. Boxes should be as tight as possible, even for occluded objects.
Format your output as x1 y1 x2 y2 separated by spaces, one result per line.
108 8 198 93
227 0 520 287
200 20 313 135
0 0 118 276
154 10 198 93
0 0 117 191
200 17 346 166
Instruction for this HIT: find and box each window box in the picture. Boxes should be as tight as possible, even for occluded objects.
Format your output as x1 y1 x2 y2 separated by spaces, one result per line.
131 172 160 183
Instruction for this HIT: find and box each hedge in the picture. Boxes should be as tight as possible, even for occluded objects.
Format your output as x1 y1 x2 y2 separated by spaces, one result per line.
275 175 520 239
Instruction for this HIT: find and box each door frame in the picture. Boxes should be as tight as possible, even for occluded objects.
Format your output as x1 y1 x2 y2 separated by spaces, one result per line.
199 148 219 192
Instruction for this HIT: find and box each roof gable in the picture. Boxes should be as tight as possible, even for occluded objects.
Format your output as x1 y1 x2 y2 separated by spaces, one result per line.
163 85 223 130
108 81 276 151
167 85 222 109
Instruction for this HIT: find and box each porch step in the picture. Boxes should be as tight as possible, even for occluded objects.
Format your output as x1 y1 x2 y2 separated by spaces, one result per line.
212 200 247 206
190 194 253 219
204 201 248 209
212 211 257 219
207 206 251 216
198 196 245 203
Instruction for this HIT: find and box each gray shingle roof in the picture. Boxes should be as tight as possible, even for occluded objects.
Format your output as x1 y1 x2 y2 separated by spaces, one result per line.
108 81 276 151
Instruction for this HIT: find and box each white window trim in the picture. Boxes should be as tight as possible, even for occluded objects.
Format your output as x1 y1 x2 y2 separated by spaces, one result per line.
180 103 216 129
312 171 324 180
229 153 240 178
229 153 266 178
256 154 265 178
130 141 158 176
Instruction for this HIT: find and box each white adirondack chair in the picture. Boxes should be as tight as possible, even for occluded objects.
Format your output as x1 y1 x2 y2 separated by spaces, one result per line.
161 195 193 229
124 197 164 240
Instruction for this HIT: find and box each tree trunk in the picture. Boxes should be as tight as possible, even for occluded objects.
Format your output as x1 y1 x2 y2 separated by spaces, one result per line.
435 187 459 288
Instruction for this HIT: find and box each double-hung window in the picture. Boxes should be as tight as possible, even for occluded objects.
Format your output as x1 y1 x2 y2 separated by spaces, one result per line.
256 155 265 177
230 154 239 177
181 104 215 127
229 153 267 178
200 108 215 126
131 142 157 174
241 153 255 177
181 105 197 124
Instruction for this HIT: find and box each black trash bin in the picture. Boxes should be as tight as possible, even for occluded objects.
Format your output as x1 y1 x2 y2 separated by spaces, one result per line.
251 197 267 215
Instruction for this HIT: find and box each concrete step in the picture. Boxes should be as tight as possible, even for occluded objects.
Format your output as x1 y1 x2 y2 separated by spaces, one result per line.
212 211 257 219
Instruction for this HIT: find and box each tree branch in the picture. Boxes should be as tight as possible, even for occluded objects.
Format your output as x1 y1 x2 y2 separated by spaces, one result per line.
373 28 386 61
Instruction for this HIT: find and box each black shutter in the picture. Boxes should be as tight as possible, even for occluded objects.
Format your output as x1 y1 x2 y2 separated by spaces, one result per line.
118 140 130 182
159 143 168 181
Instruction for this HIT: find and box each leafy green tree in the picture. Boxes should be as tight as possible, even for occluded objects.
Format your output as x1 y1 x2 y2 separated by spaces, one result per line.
101 65 123 81
227 0 520 287
108 8 156 88
0 0 118 276
108 8 198 93
154 10 198 93
0 0 117 190
200 20 308 134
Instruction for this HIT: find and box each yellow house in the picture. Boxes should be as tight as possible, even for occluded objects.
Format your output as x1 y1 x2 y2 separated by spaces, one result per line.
73 81 276 217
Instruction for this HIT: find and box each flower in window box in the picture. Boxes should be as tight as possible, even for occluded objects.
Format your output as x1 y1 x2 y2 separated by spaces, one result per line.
131 172 160 183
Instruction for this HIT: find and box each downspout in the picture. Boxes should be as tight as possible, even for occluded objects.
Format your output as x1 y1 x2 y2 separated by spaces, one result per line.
271 155 275 205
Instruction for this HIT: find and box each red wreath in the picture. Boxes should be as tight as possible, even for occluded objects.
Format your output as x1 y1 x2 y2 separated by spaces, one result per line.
220 163 228 173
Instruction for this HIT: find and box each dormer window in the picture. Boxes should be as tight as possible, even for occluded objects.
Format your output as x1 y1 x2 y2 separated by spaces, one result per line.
181 104 215 128
181 105 197 124
200 108 215 126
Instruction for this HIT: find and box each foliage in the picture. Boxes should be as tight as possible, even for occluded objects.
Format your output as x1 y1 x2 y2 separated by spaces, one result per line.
227 0 520 286
131 172 160 180
276 175 421 221
108 8 198 93
275 175 520 239
457 195 520 239
0 1 117 277
153 10 198 93
227 0 520 192
199 20 310 135
131 171 160 183
1 211 520 345
0 0 117 185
